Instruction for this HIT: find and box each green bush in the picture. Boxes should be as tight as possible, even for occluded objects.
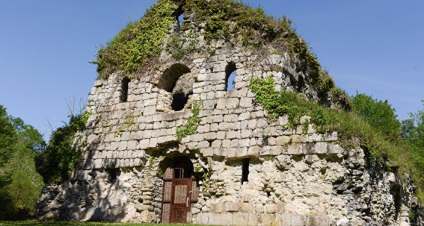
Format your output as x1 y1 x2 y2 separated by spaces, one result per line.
249 76 423 203
351 93 401 141
0 105 45 220
95 0 177 79
35 112 89 184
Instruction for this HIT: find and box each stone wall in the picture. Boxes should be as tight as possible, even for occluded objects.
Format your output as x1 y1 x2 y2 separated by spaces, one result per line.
35 29 422 225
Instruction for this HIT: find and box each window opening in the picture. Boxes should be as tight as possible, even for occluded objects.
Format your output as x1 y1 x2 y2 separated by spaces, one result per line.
177 13 184 29
174 168 184 179
158 64 192 111
120 77 130 102
174 6 184 33
225 62 237 91
242 158 250 184
171 92 189 111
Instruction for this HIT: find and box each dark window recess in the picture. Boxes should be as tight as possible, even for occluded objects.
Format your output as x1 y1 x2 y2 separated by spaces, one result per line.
225 62 237 91
120 77 130 102
171 92 189 111
174 168 184 179
242 158 250 184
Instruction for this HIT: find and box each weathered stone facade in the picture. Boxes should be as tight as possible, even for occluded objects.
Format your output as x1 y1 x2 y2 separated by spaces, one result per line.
36 1 423 225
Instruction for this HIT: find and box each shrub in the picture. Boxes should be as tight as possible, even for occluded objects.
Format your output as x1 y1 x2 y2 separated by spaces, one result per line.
35 111 90 184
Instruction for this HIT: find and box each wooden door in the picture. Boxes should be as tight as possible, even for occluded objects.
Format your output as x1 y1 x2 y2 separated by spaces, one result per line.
161 162 199 223
170 178 192 223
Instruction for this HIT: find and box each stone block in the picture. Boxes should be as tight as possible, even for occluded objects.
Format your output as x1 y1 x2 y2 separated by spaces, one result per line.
261 214 276 225
216 99 227 110
328 144 344 154
208 213 233 225
217 131 226 139
313 142 328 154
139 139 150 150
276 136 291 146
204 132 217 140
211 140 222 148
196 141 210 149
224 202 239 212
266 204 278 214
287 143 303 155
226 98 240 109
148 138 157 148
256 118 267 128
241 130 252 138
240 97 253 108
127 141 137 150
248 146 261 156
201 148 214 157
290 214 306 226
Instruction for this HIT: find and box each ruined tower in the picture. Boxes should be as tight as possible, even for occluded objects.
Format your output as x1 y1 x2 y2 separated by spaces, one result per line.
36 0 422 225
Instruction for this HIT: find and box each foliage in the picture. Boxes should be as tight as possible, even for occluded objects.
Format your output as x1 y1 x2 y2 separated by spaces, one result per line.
249 76 424 202
176 101 202 140
95 0 178 79
0 105 45 220
35 111 90 184
401 101 424 200
351 93 401 141
0 106 17 169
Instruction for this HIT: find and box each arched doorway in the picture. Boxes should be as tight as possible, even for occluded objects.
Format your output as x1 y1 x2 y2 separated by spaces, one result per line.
161 156 198 223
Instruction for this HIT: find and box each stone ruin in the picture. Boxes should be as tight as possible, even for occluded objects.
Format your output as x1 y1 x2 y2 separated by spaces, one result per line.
36 0 422 225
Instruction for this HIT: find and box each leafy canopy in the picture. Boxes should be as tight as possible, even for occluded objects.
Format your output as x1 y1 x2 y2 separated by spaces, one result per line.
0 105 45 220
35 112 89 184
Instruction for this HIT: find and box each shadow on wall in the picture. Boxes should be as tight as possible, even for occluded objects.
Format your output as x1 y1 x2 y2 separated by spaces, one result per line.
36 168 128 222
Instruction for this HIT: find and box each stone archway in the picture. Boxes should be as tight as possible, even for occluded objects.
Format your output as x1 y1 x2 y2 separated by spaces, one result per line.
161 156 198 223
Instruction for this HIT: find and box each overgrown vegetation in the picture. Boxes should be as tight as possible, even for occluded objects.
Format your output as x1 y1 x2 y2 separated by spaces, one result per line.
93 0 346 107
94 0 179 79
249 76 424 202
176 101 202 140
35 111 90 184
0 105 45 220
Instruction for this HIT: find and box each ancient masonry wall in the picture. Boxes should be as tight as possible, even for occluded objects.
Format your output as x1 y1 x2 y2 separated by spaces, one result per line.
36 45 414 225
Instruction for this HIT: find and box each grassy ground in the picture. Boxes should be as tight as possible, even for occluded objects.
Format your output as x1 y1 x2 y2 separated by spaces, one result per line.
0 220 202 226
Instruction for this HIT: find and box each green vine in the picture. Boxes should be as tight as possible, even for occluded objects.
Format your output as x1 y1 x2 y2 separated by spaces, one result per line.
176 101 202 140
94 0 178 79
249 76 424 204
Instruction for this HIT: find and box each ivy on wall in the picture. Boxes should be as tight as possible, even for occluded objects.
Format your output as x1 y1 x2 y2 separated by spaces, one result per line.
249 75 424 204
176 101 202 140
94 0 178 79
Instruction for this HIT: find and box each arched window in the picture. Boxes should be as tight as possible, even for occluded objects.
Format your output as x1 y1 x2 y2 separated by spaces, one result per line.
120 77 130 103
225 62 236 91
158 64 192 111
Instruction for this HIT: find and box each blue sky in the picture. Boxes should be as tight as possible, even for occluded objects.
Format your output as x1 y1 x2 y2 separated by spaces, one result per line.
0 1 423 138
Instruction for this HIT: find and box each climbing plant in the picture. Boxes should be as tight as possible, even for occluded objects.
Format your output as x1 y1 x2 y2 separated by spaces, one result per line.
94 0 178 79
176 101 202 140
249 76 424 203
35 111 90 184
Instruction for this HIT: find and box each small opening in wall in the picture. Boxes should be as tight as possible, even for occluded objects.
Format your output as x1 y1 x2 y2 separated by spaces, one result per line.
242 158 249 184
174 6 184 32
120 77 130 103
225 62 237 91
177 13 184 29
171 92 189 111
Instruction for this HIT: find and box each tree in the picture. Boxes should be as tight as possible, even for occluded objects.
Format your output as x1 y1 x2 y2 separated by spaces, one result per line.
351 93 401 141
401 101 424 175
0 105 45 219
35 112 89 184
